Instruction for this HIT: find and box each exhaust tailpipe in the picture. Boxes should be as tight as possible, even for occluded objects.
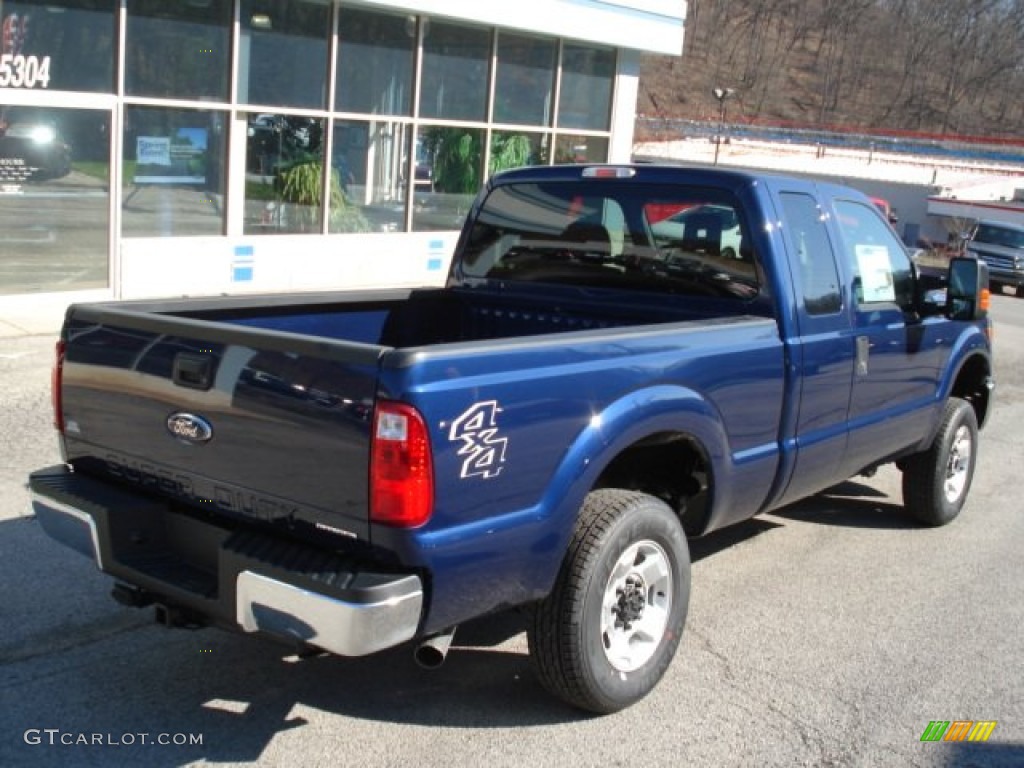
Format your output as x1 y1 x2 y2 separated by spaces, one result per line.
153 603 205 629
414 627 457 669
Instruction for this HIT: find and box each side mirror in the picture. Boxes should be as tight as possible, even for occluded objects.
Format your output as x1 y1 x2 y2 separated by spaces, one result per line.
946 257 990 321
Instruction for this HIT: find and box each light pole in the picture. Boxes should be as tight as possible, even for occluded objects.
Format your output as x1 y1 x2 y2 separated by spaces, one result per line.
712 87 735 165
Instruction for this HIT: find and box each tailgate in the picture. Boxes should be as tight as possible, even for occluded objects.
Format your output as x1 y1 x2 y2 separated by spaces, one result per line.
59 305 383 541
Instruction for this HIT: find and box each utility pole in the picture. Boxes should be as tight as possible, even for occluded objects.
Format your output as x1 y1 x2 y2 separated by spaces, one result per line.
712 87 735 165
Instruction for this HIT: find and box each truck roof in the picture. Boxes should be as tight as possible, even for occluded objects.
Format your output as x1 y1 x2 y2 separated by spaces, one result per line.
489 163 870 203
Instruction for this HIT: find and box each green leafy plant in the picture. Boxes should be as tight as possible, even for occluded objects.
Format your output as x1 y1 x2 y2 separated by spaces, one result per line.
423 129 538 196
425 129 483 195
275 160 370 233
490 134 534 174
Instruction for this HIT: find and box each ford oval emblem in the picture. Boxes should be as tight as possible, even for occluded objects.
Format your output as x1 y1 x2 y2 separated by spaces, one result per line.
166 412 213 444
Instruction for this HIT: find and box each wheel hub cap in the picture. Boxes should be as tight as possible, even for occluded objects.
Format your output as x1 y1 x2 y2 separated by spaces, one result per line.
612 575 647 630
944 425 972 504
601 540 673 673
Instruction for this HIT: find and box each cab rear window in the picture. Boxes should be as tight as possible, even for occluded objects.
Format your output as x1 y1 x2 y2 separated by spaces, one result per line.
460 181 762 302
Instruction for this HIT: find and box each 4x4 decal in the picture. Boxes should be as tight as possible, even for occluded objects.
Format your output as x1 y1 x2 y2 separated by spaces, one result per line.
449 401 508 479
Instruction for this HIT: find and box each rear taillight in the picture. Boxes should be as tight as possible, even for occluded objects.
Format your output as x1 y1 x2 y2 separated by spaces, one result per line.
370 401 433 527
52 340 66 433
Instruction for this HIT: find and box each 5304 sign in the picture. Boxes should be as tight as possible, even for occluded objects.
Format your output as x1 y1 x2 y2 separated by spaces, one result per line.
0 54 51 89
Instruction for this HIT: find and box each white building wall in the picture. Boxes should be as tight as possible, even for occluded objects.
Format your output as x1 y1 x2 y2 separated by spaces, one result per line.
119 231 458 300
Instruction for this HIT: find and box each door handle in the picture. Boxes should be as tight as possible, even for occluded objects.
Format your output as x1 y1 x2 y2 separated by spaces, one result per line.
855 336 870 376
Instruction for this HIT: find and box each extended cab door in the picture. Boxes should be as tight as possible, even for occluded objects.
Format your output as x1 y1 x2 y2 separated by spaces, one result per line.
771 188 856 506
827 197 949 475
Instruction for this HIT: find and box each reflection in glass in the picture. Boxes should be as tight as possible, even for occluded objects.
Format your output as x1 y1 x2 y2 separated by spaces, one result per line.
558 44 614 131
490 132 548 175
125 0 231 101
121 106 227 237
243 113 326 235
336 8 413 116
238 0 329 109
554 134 609 164
0 0 114 93
331 120 409 233
413 126 483 231
779 192 842 315
0 105 109 293
494 33 555 126
419 21 490 121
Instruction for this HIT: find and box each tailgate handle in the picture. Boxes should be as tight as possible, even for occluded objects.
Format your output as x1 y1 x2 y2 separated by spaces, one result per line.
173 353 214 391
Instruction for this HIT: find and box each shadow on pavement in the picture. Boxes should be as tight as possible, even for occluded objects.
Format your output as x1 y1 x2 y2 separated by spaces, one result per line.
769 480 922 530
0 516 581 768
943 742 1024 768
0 483 933 766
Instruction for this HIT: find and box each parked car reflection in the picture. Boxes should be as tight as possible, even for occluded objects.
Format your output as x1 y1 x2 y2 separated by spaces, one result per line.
0 122 72 182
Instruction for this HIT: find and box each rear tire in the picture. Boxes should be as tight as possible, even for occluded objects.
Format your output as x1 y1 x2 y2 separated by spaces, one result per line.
901 397 978 526
528 489 690 713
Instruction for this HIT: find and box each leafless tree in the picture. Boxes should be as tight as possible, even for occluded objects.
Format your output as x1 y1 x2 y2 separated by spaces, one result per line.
639 0 1024 138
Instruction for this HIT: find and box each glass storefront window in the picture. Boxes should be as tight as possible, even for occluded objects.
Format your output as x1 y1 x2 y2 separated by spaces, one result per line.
0 104 109 293
336 8 413 116
554 134 609 164
331 120 409 234
121 106 227 237
125 0 231 101
494 33 555 126
491 131 548 174
0 1 114 93
238 0 329 109
558 44 614 131
243 112 326 234
419 21 490 122
412 125 483 231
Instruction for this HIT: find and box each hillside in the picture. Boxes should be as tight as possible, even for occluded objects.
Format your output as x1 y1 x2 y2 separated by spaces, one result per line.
637 0 1024 142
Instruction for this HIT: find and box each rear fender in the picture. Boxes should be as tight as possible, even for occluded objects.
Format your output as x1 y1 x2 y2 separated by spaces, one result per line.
528 384 730 593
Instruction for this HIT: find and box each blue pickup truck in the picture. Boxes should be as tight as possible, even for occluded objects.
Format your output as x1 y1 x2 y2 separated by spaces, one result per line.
31 164 993 713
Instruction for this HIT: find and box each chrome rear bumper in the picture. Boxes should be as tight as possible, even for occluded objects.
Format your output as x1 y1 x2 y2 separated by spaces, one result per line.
30 466 423 657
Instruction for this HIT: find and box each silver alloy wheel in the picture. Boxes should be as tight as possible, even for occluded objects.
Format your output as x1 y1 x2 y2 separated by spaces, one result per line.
600 540 673 672
944 425 973 504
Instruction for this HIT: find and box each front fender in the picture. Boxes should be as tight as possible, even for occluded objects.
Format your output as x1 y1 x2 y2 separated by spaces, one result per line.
935 324 993 432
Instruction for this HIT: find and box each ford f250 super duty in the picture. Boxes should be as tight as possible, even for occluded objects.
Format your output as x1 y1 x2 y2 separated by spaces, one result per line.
31 164 994 713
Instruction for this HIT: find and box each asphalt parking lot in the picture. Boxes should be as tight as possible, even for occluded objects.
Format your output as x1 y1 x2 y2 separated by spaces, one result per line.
1 295 1022 768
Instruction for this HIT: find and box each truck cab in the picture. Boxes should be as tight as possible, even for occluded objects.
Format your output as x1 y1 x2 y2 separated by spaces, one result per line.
967 219 1024 297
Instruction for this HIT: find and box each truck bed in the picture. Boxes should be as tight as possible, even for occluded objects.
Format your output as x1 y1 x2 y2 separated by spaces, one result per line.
58 285 771 552
163 284 771 347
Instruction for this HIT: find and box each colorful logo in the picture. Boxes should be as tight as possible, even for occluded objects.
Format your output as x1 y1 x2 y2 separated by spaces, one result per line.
920 720 997 742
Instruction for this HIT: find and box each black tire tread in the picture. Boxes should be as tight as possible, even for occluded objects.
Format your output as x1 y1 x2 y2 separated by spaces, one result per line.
902 397 976 526
528 489 671 713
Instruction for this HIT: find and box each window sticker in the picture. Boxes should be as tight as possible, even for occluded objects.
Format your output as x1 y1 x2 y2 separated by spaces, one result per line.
855 244 895 303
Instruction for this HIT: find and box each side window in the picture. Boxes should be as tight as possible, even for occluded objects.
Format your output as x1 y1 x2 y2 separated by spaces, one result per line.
779 192 842 315
834 199 913 308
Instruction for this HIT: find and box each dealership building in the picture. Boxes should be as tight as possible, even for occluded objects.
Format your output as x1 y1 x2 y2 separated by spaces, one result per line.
0 0 684 305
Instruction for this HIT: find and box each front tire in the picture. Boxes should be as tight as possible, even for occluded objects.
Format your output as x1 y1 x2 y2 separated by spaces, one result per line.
528 489 690 713
901 397 979 526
